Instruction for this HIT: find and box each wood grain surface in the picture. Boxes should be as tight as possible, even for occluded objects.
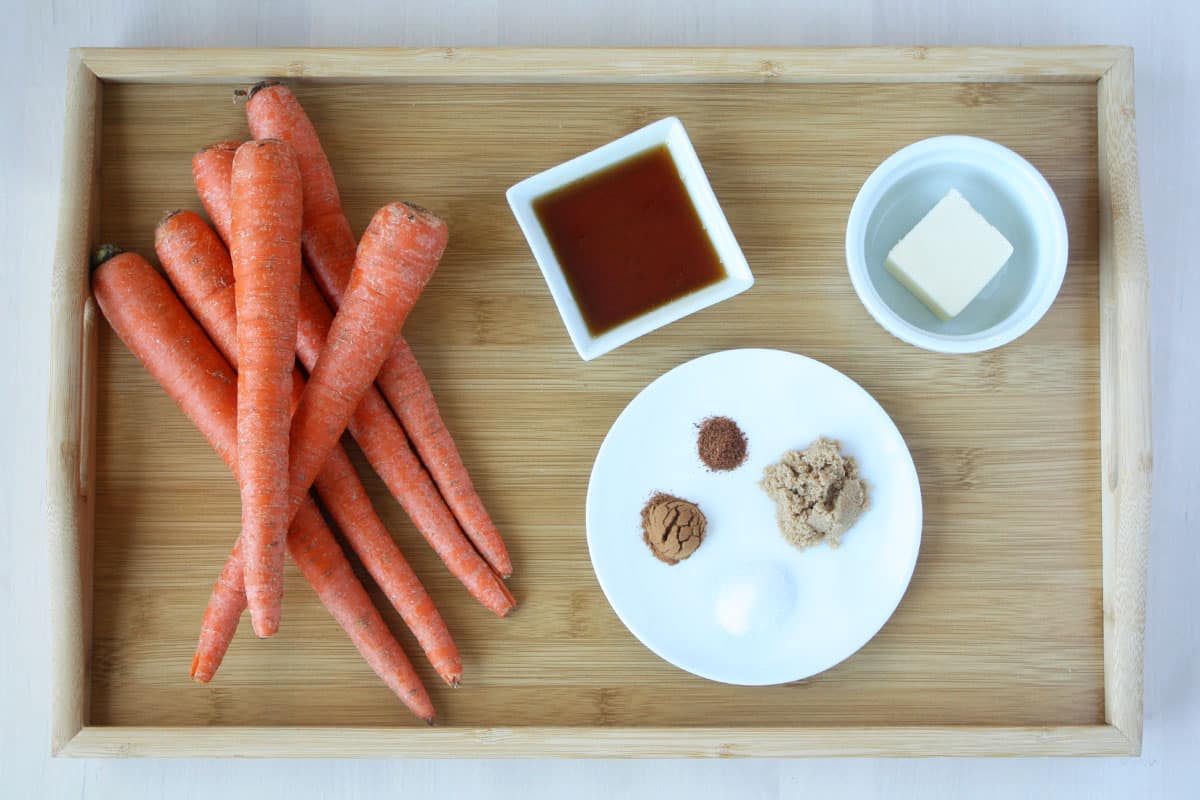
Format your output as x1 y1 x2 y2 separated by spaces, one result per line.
76 45 1125 83
46 51 100 754
86 79 1104 732
62 724 1134 759
1096 52 1151 753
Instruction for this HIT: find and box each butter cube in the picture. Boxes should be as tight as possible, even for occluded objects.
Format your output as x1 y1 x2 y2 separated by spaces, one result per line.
885 189 1014 320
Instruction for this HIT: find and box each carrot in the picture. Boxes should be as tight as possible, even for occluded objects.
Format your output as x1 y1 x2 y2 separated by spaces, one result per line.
246 81 513 578
245 82 356 304
230 138 303 637
373 340 513 568
310 452 465 684
192 141 240 245
298 270 515 617
156 211 470 681
385 346 510 574
190 534 246 683
190 141 514 614
155 211 239 357
193 500 439 715
285 202 447 527
92 248 434 721
171 202 513 618
287 498 434 720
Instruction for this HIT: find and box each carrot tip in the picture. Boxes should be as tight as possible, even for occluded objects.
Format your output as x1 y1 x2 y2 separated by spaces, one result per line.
189 655 212 683
496 578 517 611
91 244 123 270
251 617 279 638
158 209 184 226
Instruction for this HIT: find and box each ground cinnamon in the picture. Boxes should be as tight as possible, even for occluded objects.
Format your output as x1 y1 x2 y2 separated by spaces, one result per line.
641 492 707 565
696 415 748 471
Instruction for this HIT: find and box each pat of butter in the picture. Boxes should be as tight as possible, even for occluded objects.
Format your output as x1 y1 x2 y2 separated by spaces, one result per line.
885 188 1014 320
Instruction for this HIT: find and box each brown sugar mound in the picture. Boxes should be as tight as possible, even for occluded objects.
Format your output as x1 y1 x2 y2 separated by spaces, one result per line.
759 437 868 550
640 493 707 565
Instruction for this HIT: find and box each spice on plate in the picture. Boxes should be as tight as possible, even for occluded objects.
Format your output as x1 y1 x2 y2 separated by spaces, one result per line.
759 437 868 550
696 415 748 471
640 492 707 565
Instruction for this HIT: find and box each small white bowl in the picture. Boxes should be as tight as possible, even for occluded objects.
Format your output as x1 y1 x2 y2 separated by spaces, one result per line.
507 117 754 361
845 135 1068 354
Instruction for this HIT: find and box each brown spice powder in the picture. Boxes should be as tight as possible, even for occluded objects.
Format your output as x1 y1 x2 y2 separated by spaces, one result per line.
697 415 748 471
640 492 707 565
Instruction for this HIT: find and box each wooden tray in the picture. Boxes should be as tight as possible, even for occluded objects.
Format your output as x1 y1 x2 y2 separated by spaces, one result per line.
46 47 1150 758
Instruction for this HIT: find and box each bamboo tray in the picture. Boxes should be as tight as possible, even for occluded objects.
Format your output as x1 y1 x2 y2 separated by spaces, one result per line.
47 47 1150 758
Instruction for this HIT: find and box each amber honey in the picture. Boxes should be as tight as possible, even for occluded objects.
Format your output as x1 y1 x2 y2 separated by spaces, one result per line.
533 144 727 336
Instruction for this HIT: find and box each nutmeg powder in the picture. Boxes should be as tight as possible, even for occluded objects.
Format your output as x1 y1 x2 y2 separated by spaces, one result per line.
697 416 748 471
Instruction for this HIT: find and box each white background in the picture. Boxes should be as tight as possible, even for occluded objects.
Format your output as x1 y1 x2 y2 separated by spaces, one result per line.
2 1 1196 797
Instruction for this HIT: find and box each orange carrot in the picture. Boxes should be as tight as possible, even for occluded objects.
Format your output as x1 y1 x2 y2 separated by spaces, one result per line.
246 81 513 578
298 270 515 617
190 533 245 683
287 498 434 720
191 144 514 614
245 82 356 304
285 202 447 528
230 138 303 637
192 141 240 245
373 340 513 564
92 248 433 721
193 500 437 716
309 454 466 681
156 211 467 681
173 191 512 619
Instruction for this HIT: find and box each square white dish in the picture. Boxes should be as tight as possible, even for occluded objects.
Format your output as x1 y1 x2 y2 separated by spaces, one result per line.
506 117 754 360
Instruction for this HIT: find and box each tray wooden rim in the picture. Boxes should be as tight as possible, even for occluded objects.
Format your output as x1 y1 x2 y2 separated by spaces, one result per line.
45 46 1150 758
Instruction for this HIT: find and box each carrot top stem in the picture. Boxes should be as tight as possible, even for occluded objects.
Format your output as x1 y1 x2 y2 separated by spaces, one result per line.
197 141 240 156
91 243 123 269
248 79 282 100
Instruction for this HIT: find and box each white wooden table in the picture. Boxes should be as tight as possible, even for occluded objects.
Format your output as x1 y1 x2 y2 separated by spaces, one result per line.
3 1 1195 796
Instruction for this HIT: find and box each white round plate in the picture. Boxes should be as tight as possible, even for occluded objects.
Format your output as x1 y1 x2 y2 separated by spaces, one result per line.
586 349 922 685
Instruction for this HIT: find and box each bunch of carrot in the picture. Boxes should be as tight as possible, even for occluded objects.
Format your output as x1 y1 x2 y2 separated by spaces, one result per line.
90 82 514 723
